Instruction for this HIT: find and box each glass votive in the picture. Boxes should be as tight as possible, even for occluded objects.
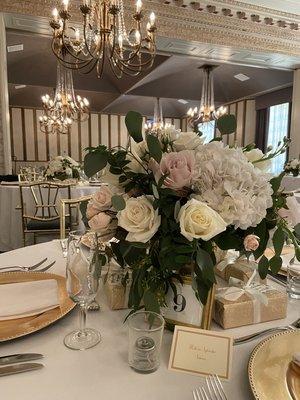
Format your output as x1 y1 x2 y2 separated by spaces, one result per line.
287 260 300 299
127 311 164 374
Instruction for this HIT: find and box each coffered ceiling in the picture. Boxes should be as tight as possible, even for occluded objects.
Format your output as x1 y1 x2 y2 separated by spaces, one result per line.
6 30 293 117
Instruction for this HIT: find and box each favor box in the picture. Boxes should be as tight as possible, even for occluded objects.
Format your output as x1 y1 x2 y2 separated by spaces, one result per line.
215 257 265 284
213 289 287 329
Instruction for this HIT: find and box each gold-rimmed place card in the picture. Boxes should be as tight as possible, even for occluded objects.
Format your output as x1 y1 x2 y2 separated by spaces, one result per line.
168 326 233 380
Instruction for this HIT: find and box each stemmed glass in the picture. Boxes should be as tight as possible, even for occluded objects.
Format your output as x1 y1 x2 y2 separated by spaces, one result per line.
64 230 102 350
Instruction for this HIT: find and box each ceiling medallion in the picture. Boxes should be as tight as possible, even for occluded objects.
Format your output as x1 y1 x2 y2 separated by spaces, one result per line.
39 63 90 135
187 65 227 130
49 0 157 79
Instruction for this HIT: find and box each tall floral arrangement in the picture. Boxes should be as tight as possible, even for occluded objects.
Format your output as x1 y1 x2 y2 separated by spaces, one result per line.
83 111 298 314
44 155 80 181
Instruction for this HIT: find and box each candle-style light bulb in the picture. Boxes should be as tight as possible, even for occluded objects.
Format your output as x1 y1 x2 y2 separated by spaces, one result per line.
62 0 69 11
52 8 58 21
75 29 80 41
135 30 141 44
136 0 142 13
118 34 123 49
149 12 155 25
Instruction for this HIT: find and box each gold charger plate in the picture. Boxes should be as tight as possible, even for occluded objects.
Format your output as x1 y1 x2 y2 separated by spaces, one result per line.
248 330 300 400
0 271 76 342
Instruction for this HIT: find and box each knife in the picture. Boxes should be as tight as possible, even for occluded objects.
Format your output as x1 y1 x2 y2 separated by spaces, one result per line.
0 353 44 366
0 363 44 377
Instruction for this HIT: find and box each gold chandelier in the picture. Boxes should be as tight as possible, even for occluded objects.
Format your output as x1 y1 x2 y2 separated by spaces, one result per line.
39 63 90 135
49 0 157 78
187 65 227 130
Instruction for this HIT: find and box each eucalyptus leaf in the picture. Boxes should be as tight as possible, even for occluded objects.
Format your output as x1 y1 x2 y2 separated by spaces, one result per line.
125 111 143 143
111 195 126 211
84 151 108 178
258 255 269 279
147 134 162 163
216 114 237 135
272 227 284 256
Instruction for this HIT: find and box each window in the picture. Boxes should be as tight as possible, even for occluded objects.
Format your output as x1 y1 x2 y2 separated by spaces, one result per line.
267 102 290 175
198 121 215 143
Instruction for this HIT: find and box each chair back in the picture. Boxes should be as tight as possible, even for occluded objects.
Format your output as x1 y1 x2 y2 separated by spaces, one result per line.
19 182 72 222
60 195 92 239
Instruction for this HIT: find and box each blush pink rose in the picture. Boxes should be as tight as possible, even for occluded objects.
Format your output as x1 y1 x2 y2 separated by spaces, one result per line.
86 203 99 219
149 150 196 190
88 212 117 240
244 234 260 252
91 186 114 211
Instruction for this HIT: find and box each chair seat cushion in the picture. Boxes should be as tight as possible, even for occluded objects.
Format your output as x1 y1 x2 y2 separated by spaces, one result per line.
26 217 70 231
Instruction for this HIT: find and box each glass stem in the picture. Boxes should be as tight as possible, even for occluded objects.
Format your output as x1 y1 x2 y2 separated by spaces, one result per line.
78 303 87 335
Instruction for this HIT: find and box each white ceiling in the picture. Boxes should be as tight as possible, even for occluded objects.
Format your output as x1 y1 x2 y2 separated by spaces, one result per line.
238 0 300 14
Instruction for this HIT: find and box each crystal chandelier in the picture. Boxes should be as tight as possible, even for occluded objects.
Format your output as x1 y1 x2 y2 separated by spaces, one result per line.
39 63 90 135
187 65 227 130
144 97 171 134
49 0 157 78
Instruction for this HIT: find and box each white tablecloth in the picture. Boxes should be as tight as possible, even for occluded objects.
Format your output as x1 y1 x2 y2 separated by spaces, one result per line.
0 241 299 400
0 184 99 252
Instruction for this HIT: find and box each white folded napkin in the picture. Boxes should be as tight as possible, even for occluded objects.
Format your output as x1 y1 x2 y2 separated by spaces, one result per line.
0 279 59 321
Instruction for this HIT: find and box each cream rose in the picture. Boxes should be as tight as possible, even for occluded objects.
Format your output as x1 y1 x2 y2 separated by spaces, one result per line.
178 199 227 241
117 196 161 243
245 149 271 172
88 212 117 240
173 131 204 151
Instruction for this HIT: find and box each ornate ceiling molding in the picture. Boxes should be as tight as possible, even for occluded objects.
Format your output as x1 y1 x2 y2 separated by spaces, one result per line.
1 0 300 59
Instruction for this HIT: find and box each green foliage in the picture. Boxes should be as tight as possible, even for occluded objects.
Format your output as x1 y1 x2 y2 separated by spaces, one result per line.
146 134 163 163
111 195 126 211
84 146 108 177
125 111 143 143
216 114 237 135
258 255 269 279
79 199 89 228
272 227 285 256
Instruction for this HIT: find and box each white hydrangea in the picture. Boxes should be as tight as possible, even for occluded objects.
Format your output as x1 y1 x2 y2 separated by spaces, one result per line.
192 142 273 230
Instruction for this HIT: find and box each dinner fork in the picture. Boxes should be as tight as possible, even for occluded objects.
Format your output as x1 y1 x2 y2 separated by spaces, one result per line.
0 258 55 273
192 375 228 400
206 375 228 400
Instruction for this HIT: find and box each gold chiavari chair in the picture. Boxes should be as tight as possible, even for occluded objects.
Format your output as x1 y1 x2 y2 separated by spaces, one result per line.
60 195 92 239
18 182 72 246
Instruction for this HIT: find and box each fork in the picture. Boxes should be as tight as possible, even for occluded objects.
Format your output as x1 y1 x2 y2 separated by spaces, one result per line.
0 258 55 273
206 375 228 400
193 375 228 400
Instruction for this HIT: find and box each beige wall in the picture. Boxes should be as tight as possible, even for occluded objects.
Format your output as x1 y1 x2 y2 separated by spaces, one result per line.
9 107 182 169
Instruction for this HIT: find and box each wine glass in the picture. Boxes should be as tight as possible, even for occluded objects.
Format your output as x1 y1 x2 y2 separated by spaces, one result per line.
64 230 102 350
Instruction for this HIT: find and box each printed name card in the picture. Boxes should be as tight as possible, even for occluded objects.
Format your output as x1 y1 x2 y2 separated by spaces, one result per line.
168 326 233 379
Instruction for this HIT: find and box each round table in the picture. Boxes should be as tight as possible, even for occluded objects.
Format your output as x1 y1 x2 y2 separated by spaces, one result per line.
0 183 100 252
0 241 299 400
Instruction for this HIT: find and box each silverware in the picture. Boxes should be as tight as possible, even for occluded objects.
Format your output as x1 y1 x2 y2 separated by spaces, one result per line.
0 363 44 377
234 318 300 345
193 375 227 400
0 353 43 366
0 258 48 272
193 386 209 400
206 375 228 400
0 259 56 273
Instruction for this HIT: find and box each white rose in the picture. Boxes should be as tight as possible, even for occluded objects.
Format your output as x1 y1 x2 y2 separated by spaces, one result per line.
164 125 180 141
173 131 204 151
117 196 161 243
177 198 227 241
101 166 122 188
245 148 271 172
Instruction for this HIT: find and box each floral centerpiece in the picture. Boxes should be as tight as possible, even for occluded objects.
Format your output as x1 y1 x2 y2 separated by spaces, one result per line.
284 158 300 177
82 111 299 315
44 155 80 181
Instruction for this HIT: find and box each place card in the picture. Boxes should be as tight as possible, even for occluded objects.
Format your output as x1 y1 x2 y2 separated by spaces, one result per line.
168 325 233 379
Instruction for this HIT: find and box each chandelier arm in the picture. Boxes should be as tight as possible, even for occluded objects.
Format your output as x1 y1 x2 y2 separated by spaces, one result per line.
113 51 156 72
111 39 156 65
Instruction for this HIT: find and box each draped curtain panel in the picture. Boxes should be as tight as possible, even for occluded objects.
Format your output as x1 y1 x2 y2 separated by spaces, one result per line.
255 108 269 152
